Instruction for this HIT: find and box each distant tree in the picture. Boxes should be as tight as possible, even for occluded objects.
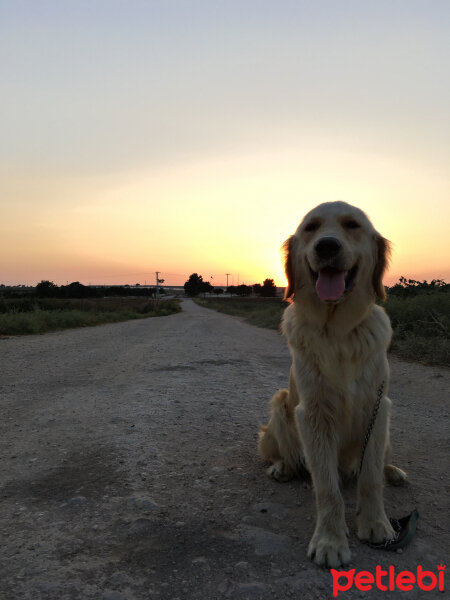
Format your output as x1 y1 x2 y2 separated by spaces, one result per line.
214 287 224 295
252 283 262 296
200 281 214 296
184 273 205 297
61 281 90 298
236 284 252 296
36 280 58 297
228 285 237 296
261 278 277 297
388 276 449 297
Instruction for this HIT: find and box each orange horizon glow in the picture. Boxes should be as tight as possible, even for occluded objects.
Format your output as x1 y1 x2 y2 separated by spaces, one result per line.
2 151 450 289
2 3 449 287
3 148 450 289
1 264 447 291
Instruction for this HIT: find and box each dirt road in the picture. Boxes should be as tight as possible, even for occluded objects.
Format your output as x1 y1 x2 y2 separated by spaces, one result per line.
0 299 448 599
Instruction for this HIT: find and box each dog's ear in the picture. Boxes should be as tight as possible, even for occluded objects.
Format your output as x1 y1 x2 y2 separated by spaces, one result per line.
283 236 296 301
372 235 391 301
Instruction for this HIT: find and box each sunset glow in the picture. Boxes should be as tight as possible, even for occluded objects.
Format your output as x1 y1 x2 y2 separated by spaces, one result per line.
2 1 449 288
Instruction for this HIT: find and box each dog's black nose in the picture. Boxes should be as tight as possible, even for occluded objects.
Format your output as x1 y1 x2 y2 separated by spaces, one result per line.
315 237 342 260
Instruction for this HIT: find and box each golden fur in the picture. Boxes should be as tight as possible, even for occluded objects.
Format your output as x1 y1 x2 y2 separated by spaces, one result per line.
258 201 406 568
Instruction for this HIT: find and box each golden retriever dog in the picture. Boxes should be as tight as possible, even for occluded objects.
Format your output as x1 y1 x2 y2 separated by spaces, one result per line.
258 201 406 568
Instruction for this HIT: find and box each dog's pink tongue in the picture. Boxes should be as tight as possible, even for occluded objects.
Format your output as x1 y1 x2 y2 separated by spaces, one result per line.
315 270 346 301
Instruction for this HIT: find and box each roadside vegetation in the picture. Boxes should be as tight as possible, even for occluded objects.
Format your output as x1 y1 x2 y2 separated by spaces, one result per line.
384 278 449 366
0 292 181 336
195 297 284 330
196 277 449 367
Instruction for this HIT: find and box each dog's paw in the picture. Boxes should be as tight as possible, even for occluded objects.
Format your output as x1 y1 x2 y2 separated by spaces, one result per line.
307 530 351 568
266 460 293 482
357 514 395 544
384 464 407 486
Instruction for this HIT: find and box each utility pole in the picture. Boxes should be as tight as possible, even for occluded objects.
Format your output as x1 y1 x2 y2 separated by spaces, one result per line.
226 273 231 294
155 272 165 299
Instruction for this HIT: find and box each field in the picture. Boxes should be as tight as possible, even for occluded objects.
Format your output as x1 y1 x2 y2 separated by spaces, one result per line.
196 287 450 367
0 297 181 336
2 283 448 366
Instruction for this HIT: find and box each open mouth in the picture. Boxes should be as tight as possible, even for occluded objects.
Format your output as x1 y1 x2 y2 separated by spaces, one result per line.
309 264 358 302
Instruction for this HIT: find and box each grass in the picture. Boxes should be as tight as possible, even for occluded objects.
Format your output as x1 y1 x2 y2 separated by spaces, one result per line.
195 297 285 330
0 297 181 336
385 293 449 366
196 293 450 367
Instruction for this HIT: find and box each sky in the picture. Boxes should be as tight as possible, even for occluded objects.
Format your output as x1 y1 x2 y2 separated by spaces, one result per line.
1 0 449 287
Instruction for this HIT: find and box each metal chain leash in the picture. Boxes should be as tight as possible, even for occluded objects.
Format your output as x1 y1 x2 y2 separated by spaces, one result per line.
358 380 385 477
357 379 420 551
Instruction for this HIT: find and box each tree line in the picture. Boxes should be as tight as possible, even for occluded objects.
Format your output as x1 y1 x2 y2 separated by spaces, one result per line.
33 280 164 299
183 273 278 297
3 275 446 301
386 276 449 297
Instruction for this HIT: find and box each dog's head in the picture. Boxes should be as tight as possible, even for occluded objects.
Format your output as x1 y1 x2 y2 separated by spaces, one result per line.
284 201 391 306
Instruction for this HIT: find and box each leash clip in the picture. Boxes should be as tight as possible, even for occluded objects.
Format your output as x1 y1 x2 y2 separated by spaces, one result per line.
367 510 419 551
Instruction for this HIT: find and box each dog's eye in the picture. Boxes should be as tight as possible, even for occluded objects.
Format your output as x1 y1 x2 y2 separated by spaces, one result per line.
304 222 319 232
343 220 360 229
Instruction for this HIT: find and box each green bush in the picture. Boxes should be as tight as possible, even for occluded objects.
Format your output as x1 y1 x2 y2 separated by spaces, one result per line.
385 293 449 365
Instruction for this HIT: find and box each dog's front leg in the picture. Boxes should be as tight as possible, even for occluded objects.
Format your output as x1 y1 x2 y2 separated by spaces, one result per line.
296 402 351 568
356 396 395 544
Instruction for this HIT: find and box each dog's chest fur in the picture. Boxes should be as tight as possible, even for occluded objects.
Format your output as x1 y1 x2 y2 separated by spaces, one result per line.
282 301 392 423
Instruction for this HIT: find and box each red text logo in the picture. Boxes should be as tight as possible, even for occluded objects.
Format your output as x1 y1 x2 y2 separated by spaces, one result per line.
330 564 445 597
